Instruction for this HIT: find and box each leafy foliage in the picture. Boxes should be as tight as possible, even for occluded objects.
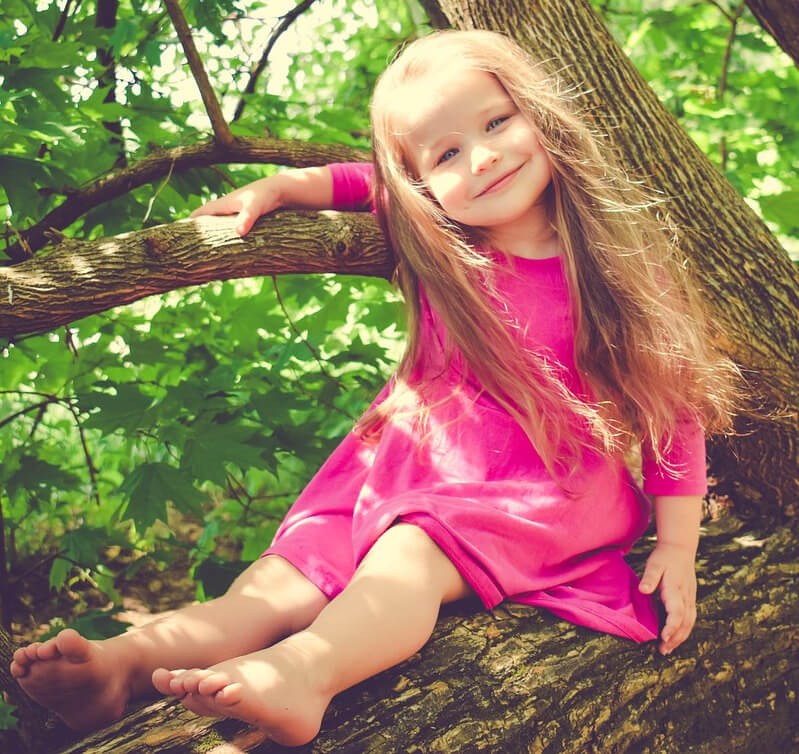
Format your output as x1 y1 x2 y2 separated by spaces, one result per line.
0 3 796 733
592 0 799 258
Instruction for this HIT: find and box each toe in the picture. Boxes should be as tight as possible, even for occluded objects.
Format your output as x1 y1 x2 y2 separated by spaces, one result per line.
152 668 179 696
36 638 61 660
12 647 31 666
197 673 231 697
181 692 223 718
23 643 42 661
180 669 213 695
166 669 189 696
9 659 27 678
55 629 91 662
213 682 244 706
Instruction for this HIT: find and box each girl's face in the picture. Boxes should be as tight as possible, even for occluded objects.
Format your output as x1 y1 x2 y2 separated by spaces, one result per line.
398 68 553 243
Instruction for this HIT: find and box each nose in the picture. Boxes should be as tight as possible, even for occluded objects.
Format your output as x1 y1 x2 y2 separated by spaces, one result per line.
471 144 498 174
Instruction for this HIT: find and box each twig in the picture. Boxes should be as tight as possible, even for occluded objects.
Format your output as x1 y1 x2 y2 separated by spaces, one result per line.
233 0 318 123
52 0 79 42
716 3 746 171
271 276 331 376
0 491 9 629
163 0 234 147
705 0 733 21
142 153 177 224
270 278 358 421
65 400 101 507
0 400 53 431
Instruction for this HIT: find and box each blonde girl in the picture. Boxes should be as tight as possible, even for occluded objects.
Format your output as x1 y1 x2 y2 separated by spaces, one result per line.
11 30 737 746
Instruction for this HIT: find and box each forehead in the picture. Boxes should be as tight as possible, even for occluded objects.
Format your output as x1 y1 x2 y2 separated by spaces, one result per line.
390 69 512 164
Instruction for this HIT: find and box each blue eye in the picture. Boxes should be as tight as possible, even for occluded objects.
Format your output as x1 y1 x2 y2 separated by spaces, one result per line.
437 148 459 165
488 115 509 130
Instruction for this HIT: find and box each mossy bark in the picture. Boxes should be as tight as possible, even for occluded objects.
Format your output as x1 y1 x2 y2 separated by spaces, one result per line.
1 519 796 753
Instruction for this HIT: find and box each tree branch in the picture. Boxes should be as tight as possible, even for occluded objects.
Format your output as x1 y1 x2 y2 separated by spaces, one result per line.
2 137 369 262
162 0 234 147
232 0 318 123
0 210 392 339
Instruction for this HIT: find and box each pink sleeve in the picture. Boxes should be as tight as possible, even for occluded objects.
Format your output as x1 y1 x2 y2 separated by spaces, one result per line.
329 162 374 210
641 416 708 496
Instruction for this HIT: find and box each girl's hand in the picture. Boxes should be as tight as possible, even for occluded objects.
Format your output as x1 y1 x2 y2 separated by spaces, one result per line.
638 542 697 656
190 177 284 236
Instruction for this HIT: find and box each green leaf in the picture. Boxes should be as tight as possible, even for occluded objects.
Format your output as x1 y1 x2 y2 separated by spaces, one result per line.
0 699 18 730
81 384 154 434
760 191 799 234
118 463 203 527
182 422 270 485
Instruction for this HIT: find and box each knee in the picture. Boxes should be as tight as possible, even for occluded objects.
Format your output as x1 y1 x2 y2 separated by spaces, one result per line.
365 523 471 604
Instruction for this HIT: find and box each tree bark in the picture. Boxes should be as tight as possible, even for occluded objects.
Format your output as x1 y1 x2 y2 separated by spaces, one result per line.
0 211 390 338
2 518 796 753
745 0 799 67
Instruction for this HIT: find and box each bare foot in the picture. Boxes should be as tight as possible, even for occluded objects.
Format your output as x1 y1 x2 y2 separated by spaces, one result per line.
152 639 332 747
10 628 131 732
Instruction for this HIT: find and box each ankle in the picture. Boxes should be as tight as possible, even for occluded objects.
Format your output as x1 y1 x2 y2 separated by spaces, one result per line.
103 634 152 700
279 631 339 699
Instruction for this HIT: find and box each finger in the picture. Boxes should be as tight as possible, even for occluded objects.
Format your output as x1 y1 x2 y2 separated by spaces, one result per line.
190 198 239 218
665 603 697 653
638 561 665 594
660 594 688 653
235 208 258 236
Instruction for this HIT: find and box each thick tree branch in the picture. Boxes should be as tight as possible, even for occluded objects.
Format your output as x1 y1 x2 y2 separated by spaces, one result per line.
233 0 318 123
2 137 369 262
0 210 391 340
163 0 234 147
5 519 796 753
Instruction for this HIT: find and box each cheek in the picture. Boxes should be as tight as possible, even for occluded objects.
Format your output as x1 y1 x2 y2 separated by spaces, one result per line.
428 171 466 207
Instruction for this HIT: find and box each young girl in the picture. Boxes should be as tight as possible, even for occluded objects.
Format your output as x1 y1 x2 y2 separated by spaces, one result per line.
11 30 736 746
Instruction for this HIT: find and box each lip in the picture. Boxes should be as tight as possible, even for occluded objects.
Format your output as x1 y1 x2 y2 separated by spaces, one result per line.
477 164 524 196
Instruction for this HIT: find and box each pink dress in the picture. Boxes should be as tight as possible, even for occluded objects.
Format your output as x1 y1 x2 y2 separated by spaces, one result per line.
263 163 707 642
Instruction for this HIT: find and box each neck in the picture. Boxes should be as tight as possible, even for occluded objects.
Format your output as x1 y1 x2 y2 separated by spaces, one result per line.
485 203 559 259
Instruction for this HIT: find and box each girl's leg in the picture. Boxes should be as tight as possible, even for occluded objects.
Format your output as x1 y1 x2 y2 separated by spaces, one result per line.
160 523 472 747
9 555 329 732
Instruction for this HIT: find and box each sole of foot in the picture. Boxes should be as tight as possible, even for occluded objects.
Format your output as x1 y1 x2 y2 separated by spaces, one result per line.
11 628 130 732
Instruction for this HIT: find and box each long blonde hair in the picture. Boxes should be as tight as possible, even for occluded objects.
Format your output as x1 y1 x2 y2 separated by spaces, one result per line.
356 30 738 478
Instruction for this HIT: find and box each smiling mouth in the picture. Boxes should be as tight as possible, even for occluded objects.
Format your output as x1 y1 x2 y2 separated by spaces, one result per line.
478 164 523 196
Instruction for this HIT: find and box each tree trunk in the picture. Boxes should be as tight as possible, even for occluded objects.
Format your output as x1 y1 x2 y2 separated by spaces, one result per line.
745 0 799 67
2 518 796 753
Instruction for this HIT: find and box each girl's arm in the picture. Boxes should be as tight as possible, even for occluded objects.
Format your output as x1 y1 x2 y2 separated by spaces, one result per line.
190 163 374 236
638 495 701 656
638 417 705 655
191 166 335 236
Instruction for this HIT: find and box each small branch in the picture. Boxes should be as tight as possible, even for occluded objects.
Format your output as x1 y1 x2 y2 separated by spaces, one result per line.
706 0 734 21
3 136 368 261
0 491 9 629
0 400 54 431
232 0 318 123
271 276 331 379
52 0 78 42
163 0 234 147
716 3 746 171
65 400 101 507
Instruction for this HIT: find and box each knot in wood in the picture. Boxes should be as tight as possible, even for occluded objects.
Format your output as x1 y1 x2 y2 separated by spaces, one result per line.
144 235 168 258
